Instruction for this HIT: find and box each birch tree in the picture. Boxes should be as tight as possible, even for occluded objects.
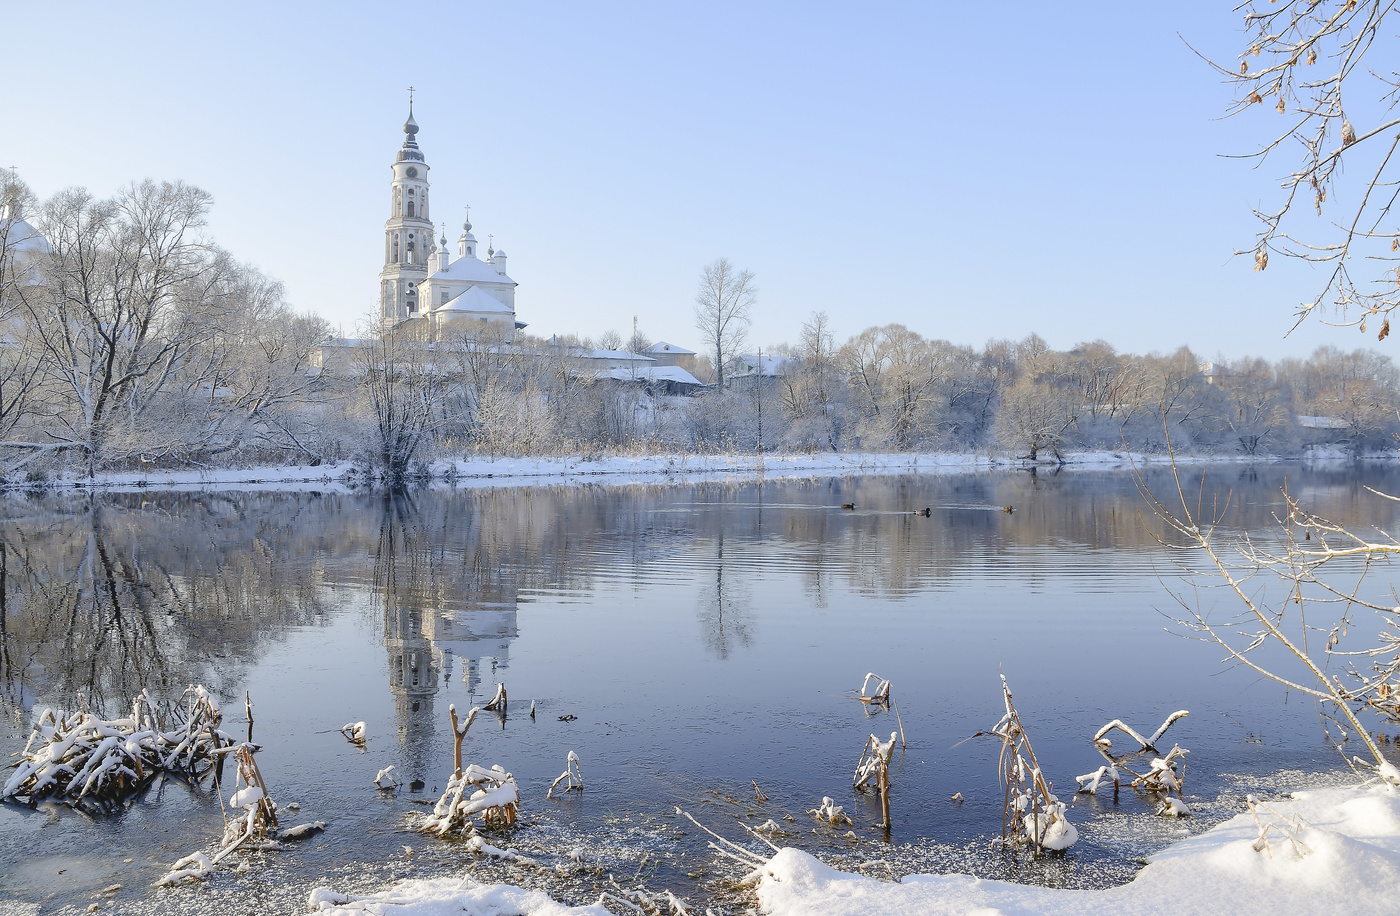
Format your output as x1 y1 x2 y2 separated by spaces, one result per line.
694 258 755 388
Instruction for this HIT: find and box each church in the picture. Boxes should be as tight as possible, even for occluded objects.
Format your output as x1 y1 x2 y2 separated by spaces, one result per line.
379 101 525 341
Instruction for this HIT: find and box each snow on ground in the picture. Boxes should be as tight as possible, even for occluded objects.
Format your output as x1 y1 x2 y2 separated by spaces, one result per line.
754 782 1400 916
305 783 1399 916
9 448 1345 495
307 876 611 914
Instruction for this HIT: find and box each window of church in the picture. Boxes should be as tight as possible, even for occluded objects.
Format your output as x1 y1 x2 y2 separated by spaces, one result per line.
393 233 400 263
407 201 415 217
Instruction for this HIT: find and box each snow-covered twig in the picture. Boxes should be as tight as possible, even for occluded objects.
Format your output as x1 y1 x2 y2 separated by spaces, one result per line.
547 750 583 798
1092 711 1189 751
991 676 1077 853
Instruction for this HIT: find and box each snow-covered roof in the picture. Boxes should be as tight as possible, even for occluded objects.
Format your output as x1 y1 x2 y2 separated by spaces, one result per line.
604 365 703 385
434 285 513 315
733 354 796 376
1 216 51 255
1297 415 1350 430
429 254 516 285
579 348 654 362
645 341 696 355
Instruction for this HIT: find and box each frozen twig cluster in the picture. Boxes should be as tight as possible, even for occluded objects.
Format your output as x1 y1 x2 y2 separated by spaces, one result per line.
1092 710 1189 752
855 672 906 748
2 686 232 810
853 731 897 830
421 763 520 835
807 796 852 827
546 750 583 798
156 742 279 886
990 676 1077 853
1080 709 1193 816
1247 794 1312 859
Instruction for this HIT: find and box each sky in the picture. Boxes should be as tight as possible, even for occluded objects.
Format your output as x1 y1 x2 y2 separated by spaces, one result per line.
0 1 1380 360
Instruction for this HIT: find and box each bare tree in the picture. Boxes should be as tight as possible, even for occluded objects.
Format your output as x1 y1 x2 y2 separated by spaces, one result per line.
356 322 441 485
1141 456 1398 779
20 181 231 475
1205 1 1400 335
694 257 755 388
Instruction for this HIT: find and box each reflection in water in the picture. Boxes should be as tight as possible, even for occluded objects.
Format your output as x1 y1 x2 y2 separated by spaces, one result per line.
2 465 1400 912
696 533 753 659
374 492 520 774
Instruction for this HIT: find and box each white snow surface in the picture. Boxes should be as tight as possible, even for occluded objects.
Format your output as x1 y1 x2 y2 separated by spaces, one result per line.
306 782 1400 916
22 449 1323 495
307 876 610 914
755 783 1400 916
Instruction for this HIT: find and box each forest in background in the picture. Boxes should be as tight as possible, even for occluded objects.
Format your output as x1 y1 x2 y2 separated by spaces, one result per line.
2 174 1397 482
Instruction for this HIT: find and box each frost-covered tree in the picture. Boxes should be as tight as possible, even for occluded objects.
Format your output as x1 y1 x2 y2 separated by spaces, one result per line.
694 258 755 389
20 181 233 475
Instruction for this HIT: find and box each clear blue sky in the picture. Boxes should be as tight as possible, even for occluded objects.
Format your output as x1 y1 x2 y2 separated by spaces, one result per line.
0 2 1367 360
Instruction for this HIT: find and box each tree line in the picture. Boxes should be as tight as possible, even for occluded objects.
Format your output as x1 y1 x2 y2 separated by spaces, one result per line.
4 175 1397 482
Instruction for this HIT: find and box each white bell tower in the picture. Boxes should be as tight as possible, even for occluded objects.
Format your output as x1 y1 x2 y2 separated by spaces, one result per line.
379 89 434 324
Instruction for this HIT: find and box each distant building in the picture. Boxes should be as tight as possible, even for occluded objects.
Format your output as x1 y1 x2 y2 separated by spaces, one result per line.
729 353 796 381
377 103 524 341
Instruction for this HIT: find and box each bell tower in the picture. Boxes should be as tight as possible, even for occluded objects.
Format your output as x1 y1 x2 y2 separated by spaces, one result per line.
379 90 434 324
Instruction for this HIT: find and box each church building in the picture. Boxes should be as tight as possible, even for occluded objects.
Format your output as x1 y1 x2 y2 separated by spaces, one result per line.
379 102 524 341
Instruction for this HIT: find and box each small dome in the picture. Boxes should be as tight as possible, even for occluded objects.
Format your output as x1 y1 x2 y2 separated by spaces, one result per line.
403 110 419 138
493 248 507 258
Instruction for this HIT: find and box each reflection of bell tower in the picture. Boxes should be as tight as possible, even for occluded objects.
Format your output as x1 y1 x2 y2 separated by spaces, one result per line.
374 494 525 757
384 604 441 737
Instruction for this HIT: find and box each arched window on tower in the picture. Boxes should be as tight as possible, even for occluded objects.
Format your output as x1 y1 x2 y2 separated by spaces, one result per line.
407 233 415 264
407 188 415 218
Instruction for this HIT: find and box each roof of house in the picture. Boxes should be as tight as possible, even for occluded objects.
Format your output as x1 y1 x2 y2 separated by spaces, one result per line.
645 341 696 356
734 354 796 376
578 348 654 362
603 365 703 385
434 285 514 315
1297 415 1350 430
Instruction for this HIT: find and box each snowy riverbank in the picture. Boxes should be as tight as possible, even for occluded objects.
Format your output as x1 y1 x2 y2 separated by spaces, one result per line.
5 448 1345 495
306 781 1400 916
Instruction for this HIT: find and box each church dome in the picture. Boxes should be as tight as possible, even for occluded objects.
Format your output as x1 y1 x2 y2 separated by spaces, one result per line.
404 111 419 138
0 215 51 255
493 248 507 258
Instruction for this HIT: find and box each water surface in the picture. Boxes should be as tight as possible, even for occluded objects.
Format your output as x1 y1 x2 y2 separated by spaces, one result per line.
2 464 1397 913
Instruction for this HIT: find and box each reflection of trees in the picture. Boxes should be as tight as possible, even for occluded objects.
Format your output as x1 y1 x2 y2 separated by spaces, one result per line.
695 533 753 659
4 466 1400 722
0 493 331 717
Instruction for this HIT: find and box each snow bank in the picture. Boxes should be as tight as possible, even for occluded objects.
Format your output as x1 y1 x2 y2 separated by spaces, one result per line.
754 783 1400 916
307 876 612 914
16 450 1385 495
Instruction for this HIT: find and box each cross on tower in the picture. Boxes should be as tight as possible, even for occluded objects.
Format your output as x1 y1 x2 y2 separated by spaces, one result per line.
407 86 415 106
